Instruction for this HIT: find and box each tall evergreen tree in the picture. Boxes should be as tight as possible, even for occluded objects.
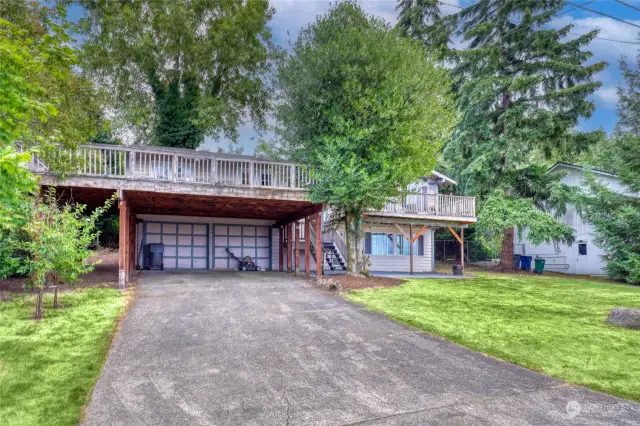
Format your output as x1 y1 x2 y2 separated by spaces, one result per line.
396 0 450 55
443 0 606 266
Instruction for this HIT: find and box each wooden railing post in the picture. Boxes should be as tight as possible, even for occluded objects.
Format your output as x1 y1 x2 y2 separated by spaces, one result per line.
173 154 178 181
290 165 295 188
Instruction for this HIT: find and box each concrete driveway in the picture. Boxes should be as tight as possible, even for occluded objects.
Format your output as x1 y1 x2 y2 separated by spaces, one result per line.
83 272 640 425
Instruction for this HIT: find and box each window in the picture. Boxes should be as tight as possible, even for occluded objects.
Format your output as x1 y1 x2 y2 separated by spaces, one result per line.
365 233 394 255
395 235 424 256
579 243 587 256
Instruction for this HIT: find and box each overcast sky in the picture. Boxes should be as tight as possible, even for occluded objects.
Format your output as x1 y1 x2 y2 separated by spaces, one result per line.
68 1 640 153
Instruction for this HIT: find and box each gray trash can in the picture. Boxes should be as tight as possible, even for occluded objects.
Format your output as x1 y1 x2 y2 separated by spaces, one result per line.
512 254 521 270
147 243 164 270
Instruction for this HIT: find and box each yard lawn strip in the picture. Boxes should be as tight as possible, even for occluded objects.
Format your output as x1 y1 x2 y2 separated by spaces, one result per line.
0 288 130 426
345 273 640 401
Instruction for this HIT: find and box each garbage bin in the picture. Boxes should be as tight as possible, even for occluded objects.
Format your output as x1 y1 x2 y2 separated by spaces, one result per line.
512 254 521 270
147 243 164 270
520 255 533 271
534 258 546 274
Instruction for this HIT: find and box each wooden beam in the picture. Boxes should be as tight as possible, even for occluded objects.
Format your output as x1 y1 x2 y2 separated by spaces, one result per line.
287 222 292 272
409 223 413 275
279 226 284 272
294 221 300 275
395 224 410 241
304 217 310 279
315 213 322 279
411 225 428 243
448 226 462 245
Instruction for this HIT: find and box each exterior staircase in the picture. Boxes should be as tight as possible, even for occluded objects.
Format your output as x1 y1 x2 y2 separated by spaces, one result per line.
321 241 347 271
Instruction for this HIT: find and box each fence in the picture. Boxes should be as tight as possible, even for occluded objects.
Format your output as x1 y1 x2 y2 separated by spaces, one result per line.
434 240 494 263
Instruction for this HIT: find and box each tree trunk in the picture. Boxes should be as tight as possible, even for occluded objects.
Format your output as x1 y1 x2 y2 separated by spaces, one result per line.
499 227 515 270
34 288 43 320
345 213 358 275
52 286 59 309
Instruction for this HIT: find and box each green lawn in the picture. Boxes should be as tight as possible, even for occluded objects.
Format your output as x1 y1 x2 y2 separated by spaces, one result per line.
346 273 640 401
0 289 128 426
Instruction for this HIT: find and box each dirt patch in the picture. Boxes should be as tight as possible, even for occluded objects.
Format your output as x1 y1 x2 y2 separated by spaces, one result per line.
331 274 405 291
0 249 125 293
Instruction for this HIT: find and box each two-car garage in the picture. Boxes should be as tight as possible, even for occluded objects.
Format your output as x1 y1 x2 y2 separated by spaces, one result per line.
140 217 274 271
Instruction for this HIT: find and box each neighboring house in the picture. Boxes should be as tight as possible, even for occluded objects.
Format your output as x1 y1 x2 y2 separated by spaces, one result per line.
25 144 476 285
514 162 633 276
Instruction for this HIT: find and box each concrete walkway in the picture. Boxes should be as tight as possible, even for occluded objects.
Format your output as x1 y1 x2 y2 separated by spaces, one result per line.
83 272 640 425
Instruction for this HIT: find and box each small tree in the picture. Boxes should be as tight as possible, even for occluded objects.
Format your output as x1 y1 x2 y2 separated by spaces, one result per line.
270 2 454 274
21 190 115 319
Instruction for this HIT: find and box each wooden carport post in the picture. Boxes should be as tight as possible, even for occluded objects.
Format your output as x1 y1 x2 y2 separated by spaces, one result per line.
287 222 292 272
294 221 301 275
315 213 322 279
118 190 128 289
304 218 310 279
279 226 284 272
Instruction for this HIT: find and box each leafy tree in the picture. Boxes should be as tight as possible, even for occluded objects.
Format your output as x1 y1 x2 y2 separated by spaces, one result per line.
0 147 38 230
1 2 107 172
442 0 606 267
73 0 277 149
575 176 640 284
21 190 115 319
270 2 454 274
396 0 450 56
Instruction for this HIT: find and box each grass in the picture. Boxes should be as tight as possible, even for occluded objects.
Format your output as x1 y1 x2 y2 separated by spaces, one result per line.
0 289 128 426
346 272 640 401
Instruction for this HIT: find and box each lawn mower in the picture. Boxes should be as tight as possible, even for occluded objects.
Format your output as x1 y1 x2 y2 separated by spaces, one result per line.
225 247 261 271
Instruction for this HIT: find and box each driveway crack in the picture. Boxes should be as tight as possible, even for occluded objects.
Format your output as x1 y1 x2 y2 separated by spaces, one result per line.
280 375 293 426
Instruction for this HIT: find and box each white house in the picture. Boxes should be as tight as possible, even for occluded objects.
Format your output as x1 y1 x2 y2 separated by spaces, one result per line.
514 162 632 276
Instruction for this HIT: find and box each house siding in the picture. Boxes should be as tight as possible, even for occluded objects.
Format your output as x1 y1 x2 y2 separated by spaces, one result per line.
364 225 434 273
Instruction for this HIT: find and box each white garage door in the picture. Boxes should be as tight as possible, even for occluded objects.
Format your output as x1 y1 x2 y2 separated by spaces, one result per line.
144 222 209 269
213 224 271 270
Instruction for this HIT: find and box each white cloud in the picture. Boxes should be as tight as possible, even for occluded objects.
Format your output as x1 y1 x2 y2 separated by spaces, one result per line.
550 16 640 64
594 86 619 108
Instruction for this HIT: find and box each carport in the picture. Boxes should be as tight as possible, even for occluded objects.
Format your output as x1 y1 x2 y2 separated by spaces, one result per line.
46 185 325 287
119 189 324 286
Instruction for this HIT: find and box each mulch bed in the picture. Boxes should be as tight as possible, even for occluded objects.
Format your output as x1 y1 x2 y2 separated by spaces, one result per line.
0 250 122 293
330 274 405 291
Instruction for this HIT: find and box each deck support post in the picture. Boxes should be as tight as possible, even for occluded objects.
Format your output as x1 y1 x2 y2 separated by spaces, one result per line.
118 191 128 289
448 226 465 271
409 223 413 275
279 226 284 272
287 222 292 272
315 213 322 279
460 226 464 270
304 217 310 279
294 221 300 275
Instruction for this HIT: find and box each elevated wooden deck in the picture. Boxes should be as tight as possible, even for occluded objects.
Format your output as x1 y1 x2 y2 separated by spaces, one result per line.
26 144 313 202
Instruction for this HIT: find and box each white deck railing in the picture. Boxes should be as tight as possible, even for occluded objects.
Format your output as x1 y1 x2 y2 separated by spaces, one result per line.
25 144 316 190
379 193 476 218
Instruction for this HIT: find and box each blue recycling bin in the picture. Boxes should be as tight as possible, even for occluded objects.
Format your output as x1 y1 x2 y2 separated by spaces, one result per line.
520 255 533 271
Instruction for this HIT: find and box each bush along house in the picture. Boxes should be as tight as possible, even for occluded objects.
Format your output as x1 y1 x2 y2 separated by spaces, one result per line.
24 144 476 285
